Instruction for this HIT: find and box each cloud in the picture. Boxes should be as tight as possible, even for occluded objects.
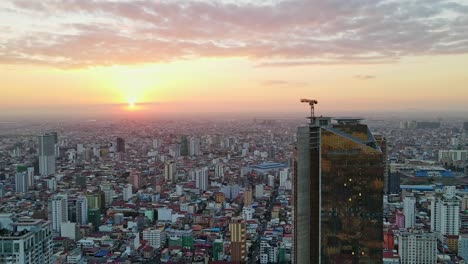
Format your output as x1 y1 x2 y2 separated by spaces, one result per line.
1 0 468 68
354 75 376 80
261 80 308 87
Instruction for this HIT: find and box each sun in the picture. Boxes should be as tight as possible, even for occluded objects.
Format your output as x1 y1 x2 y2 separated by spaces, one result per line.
128 99 135 109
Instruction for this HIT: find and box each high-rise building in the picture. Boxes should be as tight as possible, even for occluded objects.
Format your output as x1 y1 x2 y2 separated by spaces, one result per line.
403 196 416 228
129 171 142 190
430 195 460 236
38 133 57 176
215 163 225 179
195 167 209 191
48 194 68 234
280 169 289 188
189 137 201 156
294 116 384 263
255 184 264 198
0 215 53 264
15 172 28 193
459 234 468 261
88 208 101 231
143 227 165 249
27 167 34 189
180 135 189 156
230 219 247 262
398 230 437 264
116 137 125 153
76 195 88 226
101 183 114 206
374 134 388 194
123 183 133 202
164 161 177 182
244 187 253 206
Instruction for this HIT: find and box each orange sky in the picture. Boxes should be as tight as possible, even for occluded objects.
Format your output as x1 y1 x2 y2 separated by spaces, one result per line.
1 0 468 119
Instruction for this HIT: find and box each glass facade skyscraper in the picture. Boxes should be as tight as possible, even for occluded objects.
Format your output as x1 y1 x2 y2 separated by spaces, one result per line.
294 117 384 263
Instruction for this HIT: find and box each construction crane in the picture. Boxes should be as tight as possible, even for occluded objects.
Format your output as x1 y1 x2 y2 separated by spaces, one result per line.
300 98 318 120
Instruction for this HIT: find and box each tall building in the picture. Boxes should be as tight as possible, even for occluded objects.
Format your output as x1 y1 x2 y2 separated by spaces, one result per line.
180 135 189 156
48 194 68 234
244 187 253 206
129 172 142 190
195 167 209 191
374 134 388 194
189 137 201 156
76 196 88 226
116 137 125 153
430 195 460 236
143 227 165 249
123 183 133 202
230 219 247 262
294 115 384 263
164 161 177 182
27 167 34 189
403 196 416 228
101 183 114 206
38 133 57 176
398 230 437 264
88 208 101 231
15 172 28 193
255 184 264 199
0 216 53 264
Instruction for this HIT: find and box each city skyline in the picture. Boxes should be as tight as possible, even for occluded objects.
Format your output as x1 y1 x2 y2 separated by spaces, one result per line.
1 0 468 119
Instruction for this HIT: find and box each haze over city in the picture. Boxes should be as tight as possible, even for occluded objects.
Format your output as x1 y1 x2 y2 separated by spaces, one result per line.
1 0 468 120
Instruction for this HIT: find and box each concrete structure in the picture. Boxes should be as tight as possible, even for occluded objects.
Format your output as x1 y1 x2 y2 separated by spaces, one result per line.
123 183 133 202
76 196 88 226
15 172 28 193
294 117 384 263
398 230 437 264
143 227 165 249
38 133 57 176
0 216 53 264
195 167 209 191
48 194 68 233
403 196 416 228
164 161 177 182
430 195 460 236
230 220 246 263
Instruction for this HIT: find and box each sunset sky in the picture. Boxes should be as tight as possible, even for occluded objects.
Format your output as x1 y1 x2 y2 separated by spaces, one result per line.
1 0 468 119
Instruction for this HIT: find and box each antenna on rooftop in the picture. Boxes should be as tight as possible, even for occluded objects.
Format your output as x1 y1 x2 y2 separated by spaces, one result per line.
300 98 318 122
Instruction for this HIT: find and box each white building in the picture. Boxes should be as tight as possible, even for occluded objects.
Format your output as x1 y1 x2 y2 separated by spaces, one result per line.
430 195 461 235
15 172 28 193
48 194 68 233
279 169 289 188
157 208 172 222
268 175 275 187
242 206 255 221
438 150 468 162
398 230 437 264
0 216 53 264
123 183 133 202
38 133 56 176
143 227 165 249
189 137 201 156
403 196 416 228
61 221 79 240
101 183 114 206
256 184 264 198
76 196 88 226
195 167 209 191
459 234 468 261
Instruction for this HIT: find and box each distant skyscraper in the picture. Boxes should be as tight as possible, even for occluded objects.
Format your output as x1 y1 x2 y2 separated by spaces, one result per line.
76 195 88 226
195 167 209 191
38 133 57 176
129 171 142 190
244 187 253 206
15 172 28 193
294 116 384 263
48 194 68 234
189 137 201 156
101 183 114 206
27 167 34 189
255 184 264 198
403 196 416 228
180 135 189 156
164 161 177 182
116 137 125 153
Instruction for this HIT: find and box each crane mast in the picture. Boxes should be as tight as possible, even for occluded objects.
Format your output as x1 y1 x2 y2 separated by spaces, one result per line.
300 98 318 122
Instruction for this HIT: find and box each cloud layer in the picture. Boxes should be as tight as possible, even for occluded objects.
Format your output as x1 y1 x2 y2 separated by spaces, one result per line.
1 0 467 68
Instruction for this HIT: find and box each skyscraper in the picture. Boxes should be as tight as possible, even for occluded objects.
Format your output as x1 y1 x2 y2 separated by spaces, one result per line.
164 161 177 182
180 135 189 156
116 137 125 153
76 195 88 226
195 167 209 191
38 133 57 176
230 219 247 262
15 172 28 193
294 113 384 263
48 194 68 234
403 196 416 229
